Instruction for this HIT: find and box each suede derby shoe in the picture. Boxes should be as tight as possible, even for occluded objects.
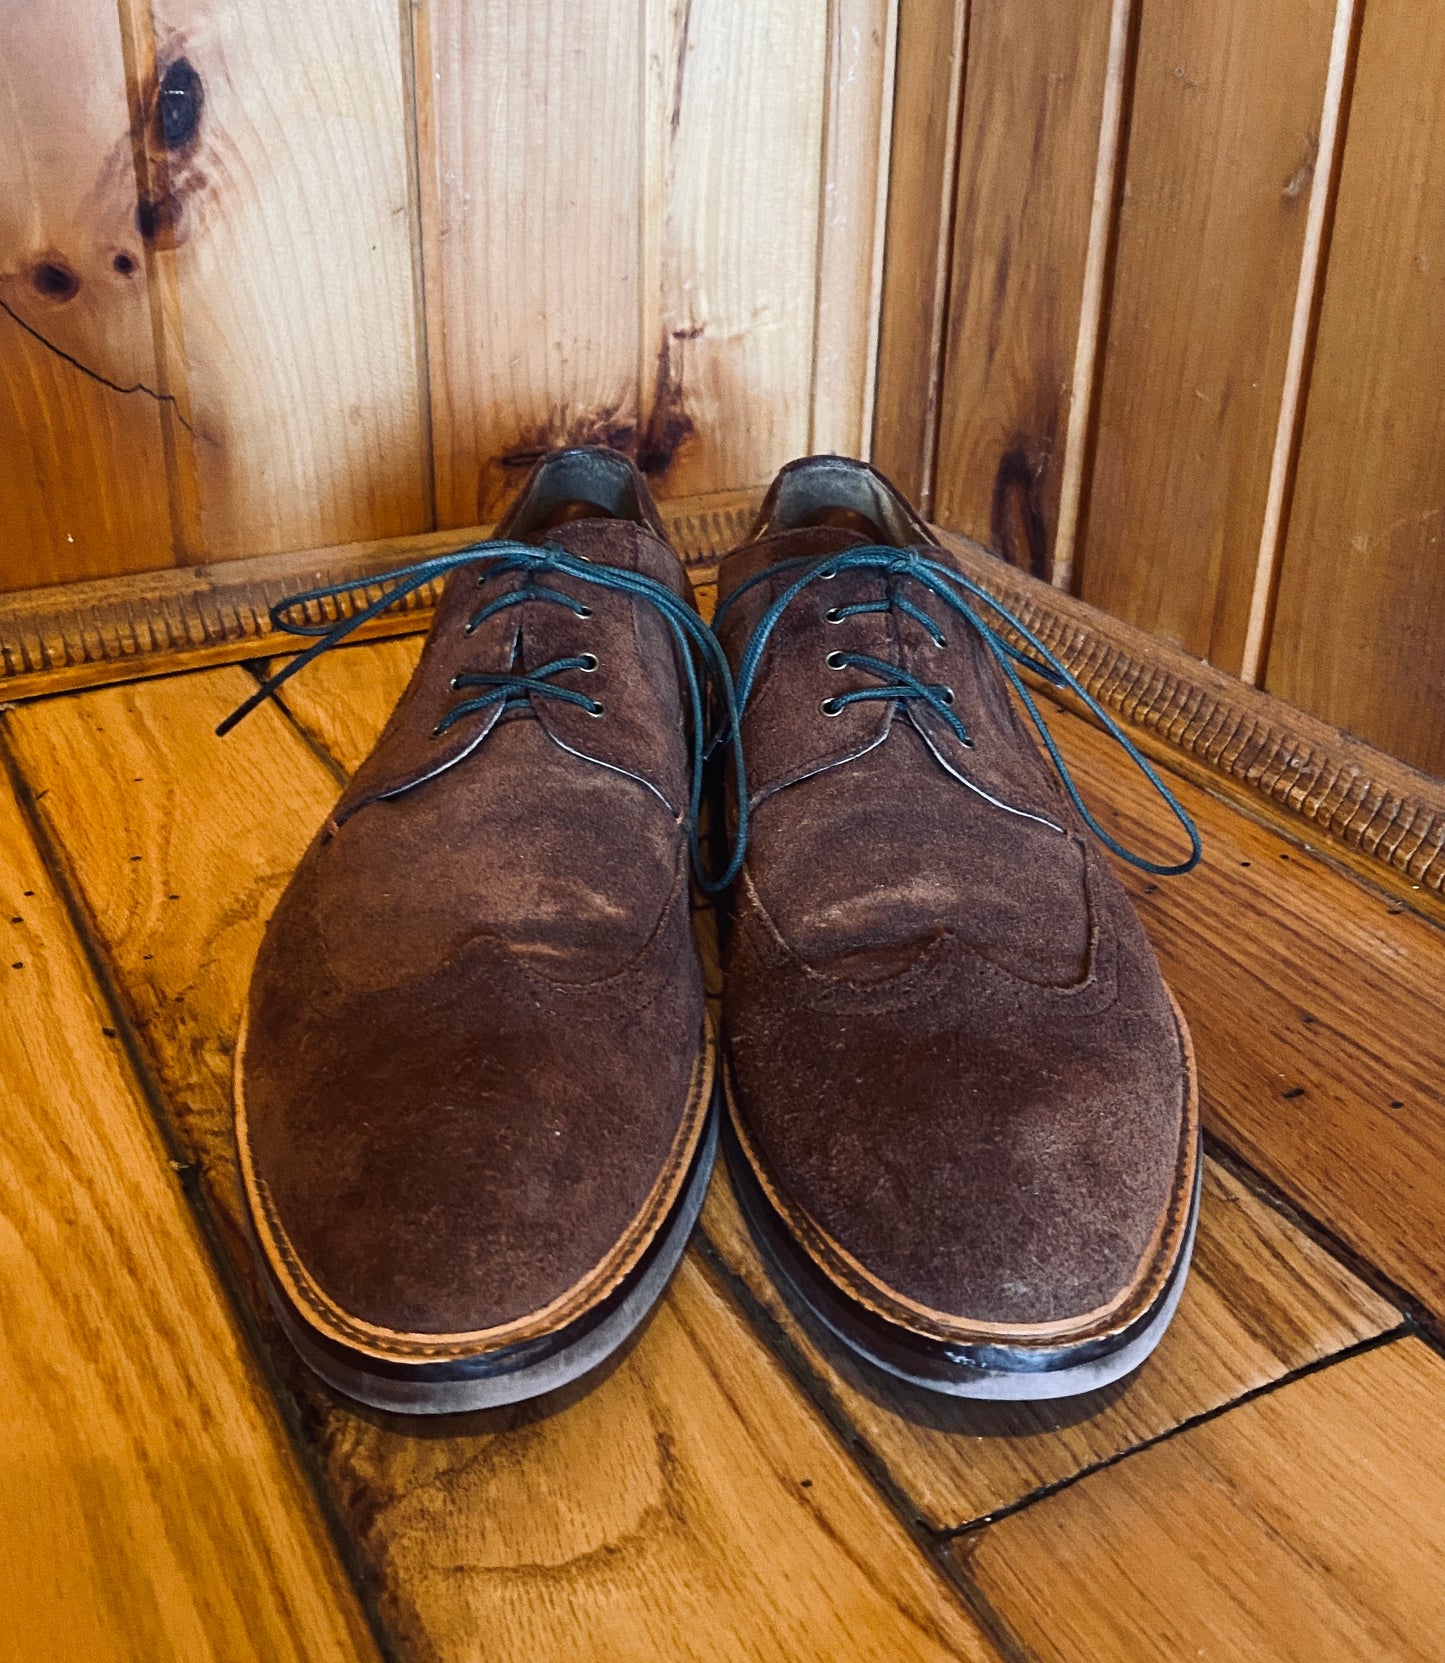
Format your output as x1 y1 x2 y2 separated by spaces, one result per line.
228 448 727 1412
713 455 1202 1400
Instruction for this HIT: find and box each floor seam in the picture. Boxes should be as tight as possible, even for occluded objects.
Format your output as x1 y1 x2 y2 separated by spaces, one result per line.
936 1320 1413 1541
0 719 406 1663
1202 1129 1439 1339
689 1229 1044 1662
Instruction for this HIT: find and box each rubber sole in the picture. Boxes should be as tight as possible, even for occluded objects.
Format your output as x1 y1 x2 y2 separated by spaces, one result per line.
256 1110 717 1415
724 1110 1201 1402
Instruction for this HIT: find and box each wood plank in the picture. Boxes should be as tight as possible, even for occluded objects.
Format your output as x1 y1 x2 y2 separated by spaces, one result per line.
267 636 422 776
1077 0 1337 671
702 1155 1396 1531
648 0 830 499
0 0 175 588
0 757 377 1659
955 1338 1445 1662
1037 697 1445 1323
4 667 1001 1662
127 0 430 560
1266 0 1445 776
810 0 898 459
416 1 642 526
869 0 968 510
932 0 1118 579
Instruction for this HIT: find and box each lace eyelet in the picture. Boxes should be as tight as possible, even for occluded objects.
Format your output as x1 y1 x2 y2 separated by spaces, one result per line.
824 650 847 670
933 635 947 649
586 701 606 718
575 604 593 618
449 675 461 691
824 606 843 623
941 686 956 705
820 697 843 717
818 567 838 581
579 653 600 672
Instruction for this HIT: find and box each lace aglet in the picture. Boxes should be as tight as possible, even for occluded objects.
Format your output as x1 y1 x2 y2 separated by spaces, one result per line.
215 688 267 738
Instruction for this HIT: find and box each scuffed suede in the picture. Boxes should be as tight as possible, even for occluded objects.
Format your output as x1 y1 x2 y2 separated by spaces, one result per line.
717 458 1196 1337
237 452 709 1352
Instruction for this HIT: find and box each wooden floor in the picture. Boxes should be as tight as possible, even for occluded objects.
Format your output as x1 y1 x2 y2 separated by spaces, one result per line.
2 625 1444 1661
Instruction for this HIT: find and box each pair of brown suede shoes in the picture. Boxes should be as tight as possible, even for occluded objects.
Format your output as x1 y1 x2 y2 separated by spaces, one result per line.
227 447 1201 1414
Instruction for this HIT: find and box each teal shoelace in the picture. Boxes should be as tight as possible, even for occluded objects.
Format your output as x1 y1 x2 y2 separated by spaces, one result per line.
714 545 1201 877
218 540 750 891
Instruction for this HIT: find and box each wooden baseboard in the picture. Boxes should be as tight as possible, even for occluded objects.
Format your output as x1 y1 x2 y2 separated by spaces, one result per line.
3 495 1441 905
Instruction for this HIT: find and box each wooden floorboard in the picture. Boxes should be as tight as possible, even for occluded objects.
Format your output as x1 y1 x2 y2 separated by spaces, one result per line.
701 1156 1397 1532
1 666 999 1663
954 1337 1445 1661
0 754 378 1661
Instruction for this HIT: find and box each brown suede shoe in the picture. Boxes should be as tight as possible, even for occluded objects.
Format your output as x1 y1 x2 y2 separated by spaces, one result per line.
227 449 727 1412
713 456 1202 1399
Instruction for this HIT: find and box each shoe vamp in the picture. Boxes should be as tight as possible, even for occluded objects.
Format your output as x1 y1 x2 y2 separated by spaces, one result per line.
300 718 685 995
750 718 1090 984
728 924 1184 1328
244 855 703 1337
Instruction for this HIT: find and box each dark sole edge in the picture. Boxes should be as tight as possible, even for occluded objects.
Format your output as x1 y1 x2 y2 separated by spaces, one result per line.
723 1111 1202 1402
253 1108 718 1415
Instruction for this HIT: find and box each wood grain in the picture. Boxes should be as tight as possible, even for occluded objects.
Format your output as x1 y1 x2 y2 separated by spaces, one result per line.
932 0 1118 580
0 0 175 588
126 0 430 561
4 666 1000 1662
0 753 377 1660
648 0 830 500
1077 0 1336 671
702 1156 1396 1530
1039 698 1445 1323
268 636 422 776
1266 0 1445 777
417 0 643 525
810 0 898 459
956 1338 1445 1662
869 0 968 509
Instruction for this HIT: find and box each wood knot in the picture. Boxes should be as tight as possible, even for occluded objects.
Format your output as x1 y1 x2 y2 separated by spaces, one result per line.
31 260 80 301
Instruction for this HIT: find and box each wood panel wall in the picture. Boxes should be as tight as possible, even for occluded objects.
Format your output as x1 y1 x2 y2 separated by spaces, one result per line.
0 0 892 584
878 0 1445 781
3 0 1443 781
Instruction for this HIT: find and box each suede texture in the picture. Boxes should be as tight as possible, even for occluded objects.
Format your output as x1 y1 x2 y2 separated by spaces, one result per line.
717 461 1192 1332
240 490 706 1344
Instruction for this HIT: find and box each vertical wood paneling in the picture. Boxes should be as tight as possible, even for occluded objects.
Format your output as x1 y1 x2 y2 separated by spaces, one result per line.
810 0 898 458
932 0 1119 579
1076 0 1337 671
646 0 830 498
130 0 430 560
0 0 174 589
869 0 968 507
418 1 642 525
1266 0 1445 777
